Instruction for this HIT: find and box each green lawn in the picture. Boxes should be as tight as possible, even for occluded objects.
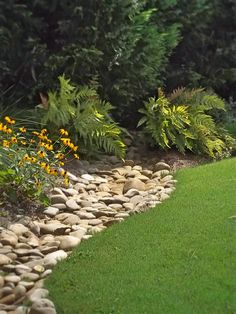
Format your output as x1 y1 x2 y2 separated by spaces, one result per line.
46 158 236 314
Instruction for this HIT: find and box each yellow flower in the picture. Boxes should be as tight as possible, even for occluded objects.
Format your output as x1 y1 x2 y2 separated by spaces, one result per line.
19 127 26 133
64 176 70 186
40 128 47 135
74 153 80 160
60 169 67 177
58 161 65 166
55 153 64 160
3 140 10 148
45 144 53 151
49 169 58 176
30 139 36 144
4 116 15 125
6 128 13 134
32 131 40 136
60 129 69 136
37 150 46 158
11 137 18 144
30 157 37 163
60 138 71 146
23 154 31 161
21 141 27 145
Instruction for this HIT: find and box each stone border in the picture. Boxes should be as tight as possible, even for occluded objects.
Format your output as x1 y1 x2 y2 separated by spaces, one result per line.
0 161 176 314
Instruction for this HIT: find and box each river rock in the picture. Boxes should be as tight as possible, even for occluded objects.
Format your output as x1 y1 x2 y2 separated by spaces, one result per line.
0 254 12 266
123 178 146 193
8 224 29 236
43 207 60 217
154 162 171 172
44 250 68 268
66 199 80 211
29 298 57 314
0 230 18 246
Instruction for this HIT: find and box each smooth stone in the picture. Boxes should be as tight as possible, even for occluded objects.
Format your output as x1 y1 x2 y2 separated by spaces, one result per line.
124 188 140 198
38 223 68 235
33 265 45 274
0 230 18 246
129 195 144 205
50 187 65 196
41 269 52 279
123 203 135 211
29 298 56 314
19 281 34 290
82 235 93 240
0 276 4 288
69 228 87 239
29 288 49 303
113 195 130 204
66 172 79 182
0 247 12 254
55 213 80 225
0 294 15 305
160 175 174 182
8 224 29 236
43 207 60 217
0 287 13 298
13 285 26 299
66 199 80 211
55 236 81 251
81 174 94 181
160 193 170 201
40 246 58 254
154 162 171 172
15 265 32 275
94 210 116 218
77 212 96 219
13 248 43 257
86 184 97 190
4 275 21 284
152 169 170 178
0 254 12 265
88 219 103 226
114 212 130 218
108 204 123 210
62 188 78 196
20 273 39 282
50 194 68 204
44 250 68 268
15 243 32 249
50 203 67 210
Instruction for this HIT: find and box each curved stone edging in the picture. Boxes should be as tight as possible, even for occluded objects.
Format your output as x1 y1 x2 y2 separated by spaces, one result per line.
0 161 176 314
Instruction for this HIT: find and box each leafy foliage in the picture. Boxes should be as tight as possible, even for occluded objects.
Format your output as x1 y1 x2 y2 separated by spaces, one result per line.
0 116 75 204
138 88 235 158
156 0 236 101
38 76 126 158
0 1 180 125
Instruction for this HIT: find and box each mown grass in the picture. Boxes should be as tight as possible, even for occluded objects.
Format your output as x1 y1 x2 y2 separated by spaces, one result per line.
46 158 236 314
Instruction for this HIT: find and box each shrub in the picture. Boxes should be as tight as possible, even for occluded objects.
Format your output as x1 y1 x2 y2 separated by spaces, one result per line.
37 75 126 159
0 1 180 125
138 88 235 158
0 116 78 204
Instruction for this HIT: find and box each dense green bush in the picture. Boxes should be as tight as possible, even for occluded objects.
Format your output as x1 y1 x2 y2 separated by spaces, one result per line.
37 76 126 158
154 0 236 100
138 88 235 158
0 1 180 125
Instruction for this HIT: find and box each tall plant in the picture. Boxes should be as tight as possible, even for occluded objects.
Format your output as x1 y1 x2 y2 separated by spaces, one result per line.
38 76 126 158
138 88 235 158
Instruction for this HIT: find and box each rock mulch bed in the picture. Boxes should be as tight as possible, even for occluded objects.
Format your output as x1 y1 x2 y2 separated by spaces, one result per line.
0 159 177 314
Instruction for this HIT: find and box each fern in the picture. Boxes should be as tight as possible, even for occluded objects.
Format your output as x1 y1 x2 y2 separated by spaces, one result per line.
138 87 234 158
39 75 126 158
